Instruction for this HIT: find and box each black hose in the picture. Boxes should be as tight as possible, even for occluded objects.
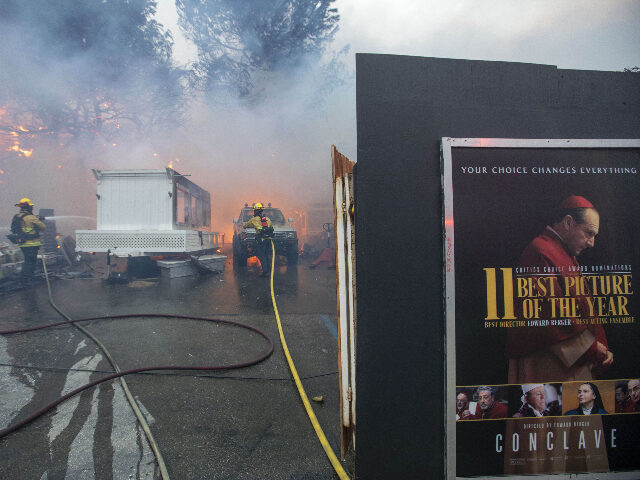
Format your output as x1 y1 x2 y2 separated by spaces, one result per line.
0 313 274 439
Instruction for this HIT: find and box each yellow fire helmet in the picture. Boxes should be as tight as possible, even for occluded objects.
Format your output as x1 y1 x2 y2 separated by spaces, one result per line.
15 197 34 207
253 202 264 209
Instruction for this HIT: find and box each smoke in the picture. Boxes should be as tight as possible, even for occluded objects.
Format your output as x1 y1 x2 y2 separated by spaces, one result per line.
0 1 355 239
173 56 355 236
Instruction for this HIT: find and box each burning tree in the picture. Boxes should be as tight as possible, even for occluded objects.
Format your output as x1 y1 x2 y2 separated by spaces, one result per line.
0 0 347 213
0 0 346 161
176 0 341 98
0 0 185 160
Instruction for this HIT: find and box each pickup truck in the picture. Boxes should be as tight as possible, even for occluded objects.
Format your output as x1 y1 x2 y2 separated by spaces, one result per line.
232 204 298 266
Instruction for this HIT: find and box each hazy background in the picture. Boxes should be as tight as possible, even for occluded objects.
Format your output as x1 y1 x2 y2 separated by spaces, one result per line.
1 0 638 238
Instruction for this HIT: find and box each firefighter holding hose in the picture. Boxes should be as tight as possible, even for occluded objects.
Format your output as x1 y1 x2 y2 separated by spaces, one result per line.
11 198 46 285
243 203 274 277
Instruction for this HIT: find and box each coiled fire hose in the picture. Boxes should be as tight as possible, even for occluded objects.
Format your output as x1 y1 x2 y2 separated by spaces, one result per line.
2 249 350 479
267 239 351 480
0 257 275 480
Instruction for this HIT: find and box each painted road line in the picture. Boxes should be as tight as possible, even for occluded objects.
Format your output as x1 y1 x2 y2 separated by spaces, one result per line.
320 314 338 342
0 336 36 429
66 388 99 479
48 354 103 444
111 382 156 479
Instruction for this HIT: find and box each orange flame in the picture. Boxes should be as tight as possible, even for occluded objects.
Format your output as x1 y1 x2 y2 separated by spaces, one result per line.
5 120 37 157
9 144 33 157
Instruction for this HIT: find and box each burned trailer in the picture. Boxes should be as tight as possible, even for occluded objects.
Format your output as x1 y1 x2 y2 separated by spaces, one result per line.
75 169 225 279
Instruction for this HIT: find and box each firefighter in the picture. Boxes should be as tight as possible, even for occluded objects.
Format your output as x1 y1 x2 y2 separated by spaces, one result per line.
12 198 46 284
243 203 273 277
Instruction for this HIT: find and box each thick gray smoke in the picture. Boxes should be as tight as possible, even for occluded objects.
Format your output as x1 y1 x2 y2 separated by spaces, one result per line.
0 0 355 239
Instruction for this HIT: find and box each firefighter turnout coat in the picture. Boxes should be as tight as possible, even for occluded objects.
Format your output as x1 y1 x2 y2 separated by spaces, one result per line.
15 210 46 247
243 215 273 236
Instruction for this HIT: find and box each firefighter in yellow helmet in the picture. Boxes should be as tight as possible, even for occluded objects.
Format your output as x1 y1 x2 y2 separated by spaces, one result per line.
242 203 273 277
11 198 46 284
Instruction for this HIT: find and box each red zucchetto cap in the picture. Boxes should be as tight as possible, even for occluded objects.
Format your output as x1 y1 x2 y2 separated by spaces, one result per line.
559 195 594 209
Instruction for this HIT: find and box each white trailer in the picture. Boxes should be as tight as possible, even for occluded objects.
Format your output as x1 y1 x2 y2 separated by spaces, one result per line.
76 169 223 257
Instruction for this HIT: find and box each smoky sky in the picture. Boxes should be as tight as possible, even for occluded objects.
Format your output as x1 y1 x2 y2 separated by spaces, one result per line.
4 0 636 237
0 0 354 237
334 0 640 72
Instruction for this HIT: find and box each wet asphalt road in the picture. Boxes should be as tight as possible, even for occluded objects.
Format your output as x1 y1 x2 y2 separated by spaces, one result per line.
0 246 353 479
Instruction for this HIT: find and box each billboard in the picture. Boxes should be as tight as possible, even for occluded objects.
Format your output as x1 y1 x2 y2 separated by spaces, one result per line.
442 138 640 478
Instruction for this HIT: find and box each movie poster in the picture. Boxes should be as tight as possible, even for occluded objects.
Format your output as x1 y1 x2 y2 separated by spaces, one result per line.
442 139 640 478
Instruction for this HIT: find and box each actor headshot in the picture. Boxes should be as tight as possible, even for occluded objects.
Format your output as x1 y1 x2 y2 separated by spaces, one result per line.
469 386 507 420
456 391 471 420
564 382 608 415
615 382 629 412
625 379 640 413
506 195 613 384
513 384 561 418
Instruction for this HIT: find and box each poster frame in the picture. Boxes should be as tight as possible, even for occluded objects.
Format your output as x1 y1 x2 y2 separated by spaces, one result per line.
442 137 640 480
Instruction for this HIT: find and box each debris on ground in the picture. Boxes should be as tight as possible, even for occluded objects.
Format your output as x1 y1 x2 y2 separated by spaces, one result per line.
128 280 159 288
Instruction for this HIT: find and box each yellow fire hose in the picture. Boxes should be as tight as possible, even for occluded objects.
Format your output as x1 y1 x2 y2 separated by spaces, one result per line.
268 240 351 480
37 245 350 479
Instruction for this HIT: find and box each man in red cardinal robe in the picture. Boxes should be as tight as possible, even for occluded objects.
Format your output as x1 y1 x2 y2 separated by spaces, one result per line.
506 196 613 383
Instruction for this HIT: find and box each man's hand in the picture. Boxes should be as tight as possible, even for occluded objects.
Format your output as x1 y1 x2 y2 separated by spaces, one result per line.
595 341 607 360
594 341 613 374
602 350 614 368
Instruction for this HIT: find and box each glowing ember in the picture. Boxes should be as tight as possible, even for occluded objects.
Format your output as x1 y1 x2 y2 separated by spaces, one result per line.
9 144 33 157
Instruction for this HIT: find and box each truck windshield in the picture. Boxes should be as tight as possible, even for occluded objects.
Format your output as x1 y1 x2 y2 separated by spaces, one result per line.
242 208 286 224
